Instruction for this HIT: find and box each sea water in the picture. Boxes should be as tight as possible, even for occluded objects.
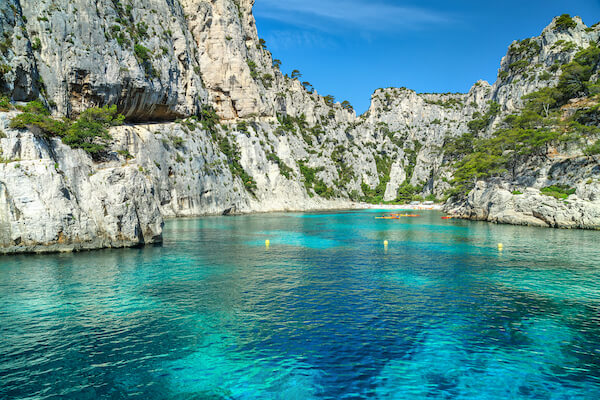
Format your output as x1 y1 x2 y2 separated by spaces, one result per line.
1 210 599 399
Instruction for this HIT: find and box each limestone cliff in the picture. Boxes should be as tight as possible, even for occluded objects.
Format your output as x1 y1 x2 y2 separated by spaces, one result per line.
0 3 599 253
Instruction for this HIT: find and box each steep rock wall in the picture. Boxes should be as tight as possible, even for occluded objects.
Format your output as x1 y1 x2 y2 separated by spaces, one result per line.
0 5 599 253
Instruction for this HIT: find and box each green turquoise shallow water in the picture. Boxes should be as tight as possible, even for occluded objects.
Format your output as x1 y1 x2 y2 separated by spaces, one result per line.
1 210 600 399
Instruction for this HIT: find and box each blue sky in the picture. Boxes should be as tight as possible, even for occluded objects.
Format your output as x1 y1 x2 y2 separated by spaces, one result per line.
253 0 600 114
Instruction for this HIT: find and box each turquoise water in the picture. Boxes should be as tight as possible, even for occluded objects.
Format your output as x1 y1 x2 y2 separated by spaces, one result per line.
1 210 600 399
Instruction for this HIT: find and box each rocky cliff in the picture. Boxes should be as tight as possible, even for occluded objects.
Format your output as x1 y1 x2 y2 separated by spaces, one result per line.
0 2 599 253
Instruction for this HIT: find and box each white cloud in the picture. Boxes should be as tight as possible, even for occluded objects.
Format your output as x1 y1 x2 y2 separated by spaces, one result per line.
263 30 338 51
254 0 452 33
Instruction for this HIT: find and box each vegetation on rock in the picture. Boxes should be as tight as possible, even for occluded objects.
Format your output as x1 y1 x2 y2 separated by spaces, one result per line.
553 14 577 31
540 185 576 199
9 102 124 159
447 43 600 198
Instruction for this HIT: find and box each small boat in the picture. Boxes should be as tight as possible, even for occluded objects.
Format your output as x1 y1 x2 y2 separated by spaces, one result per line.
441 216 453 220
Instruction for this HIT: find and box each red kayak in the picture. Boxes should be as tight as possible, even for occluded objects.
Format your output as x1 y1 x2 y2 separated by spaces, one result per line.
441 216 453 220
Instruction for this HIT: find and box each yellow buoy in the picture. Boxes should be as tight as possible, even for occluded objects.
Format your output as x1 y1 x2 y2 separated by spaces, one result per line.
384 240 389 247
498 243 503 251
265 239 270 249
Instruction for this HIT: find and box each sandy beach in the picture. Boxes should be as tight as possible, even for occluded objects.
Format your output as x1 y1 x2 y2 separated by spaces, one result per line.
353 203 444 211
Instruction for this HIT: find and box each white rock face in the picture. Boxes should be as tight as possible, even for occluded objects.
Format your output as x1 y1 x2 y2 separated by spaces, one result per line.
445 181 600 229
10 0 208 119
0 120 163 253
0 7 599 253
0 0 40 101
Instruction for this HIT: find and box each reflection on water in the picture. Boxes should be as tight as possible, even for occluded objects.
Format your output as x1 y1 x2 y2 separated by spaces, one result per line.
1 210 599 399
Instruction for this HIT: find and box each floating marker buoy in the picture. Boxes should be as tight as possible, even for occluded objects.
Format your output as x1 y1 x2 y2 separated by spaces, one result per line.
384 240 389 247
498 243 503 251
265 239 270 249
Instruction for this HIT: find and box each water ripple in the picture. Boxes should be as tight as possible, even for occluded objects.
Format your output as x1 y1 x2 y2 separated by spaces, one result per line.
1 211 599 399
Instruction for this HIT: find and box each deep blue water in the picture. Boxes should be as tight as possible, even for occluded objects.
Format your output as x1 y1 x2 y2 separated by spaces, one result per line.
1 210 600 399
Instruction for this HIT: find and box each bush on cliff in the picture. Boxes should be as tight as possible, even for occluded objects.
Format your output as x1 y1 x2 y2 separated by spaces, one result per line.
553 14 577 31
540 185 576 199
9 102 124 160
448 43 600 198
62 106 125 158
557 43 600 100
585 139 600 156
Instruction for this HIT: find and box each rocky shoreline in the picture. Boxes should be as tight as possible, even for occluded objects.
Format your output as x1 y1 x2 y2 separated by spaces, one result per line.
445 182 600 230
0 1 598 254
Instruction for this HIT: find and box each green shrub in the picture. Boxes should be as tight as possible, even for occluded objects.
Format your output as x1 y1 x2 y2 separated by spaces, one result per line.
562 42 578 52
554 14 577 31
117 149 133 159
10 101 67 137
512 190 523 195
360 155 393 203
540 185 576 199
62 105 124 159
171 136 184 148
133 44 157 77
261 73 273 88
236 121 248 133
424 98 464 109
323 95 335 106
425 194 438 202
557 43 600 100
584 139 600 156
31 37 41 51
0 95 12 111
199 105 219 133
0 36 13 54
467 101 500 133
247 60 258 78
396 183 422 203
509 38 541 57
313 180 334 198
444 132 475 158
10 102 124 159
508 59 529 72
341 100 353 111
215 134 256 195
301 81 314 93
298 161 324 195
134 44 151 61
136 22 149 38
0 63 12 75
266 152 293 179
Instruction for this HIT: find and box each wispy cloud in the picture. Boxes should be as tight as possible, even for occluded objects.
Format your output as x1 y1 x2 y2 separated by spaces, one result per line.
263 30 338 51
254 0 452 33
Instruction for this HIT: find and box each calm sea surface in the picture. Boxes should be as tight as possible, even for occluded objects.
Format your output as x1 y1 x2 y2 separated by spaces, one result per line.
1 210 599 399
